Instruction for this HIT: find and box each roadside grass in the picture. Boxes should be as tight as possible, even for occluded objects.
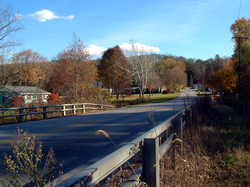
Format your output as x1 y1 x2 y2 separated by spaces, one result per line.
109 93 181 107
0 110 19 124
160 98 250 186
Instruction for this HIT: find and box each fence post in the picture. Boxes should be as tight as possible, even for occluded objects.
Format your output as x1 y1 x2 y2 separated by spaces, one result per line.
142 137 160 187
73 104 76 115
82 104 85 114
62 105 66 116
19 108 24 123
43 107 47 119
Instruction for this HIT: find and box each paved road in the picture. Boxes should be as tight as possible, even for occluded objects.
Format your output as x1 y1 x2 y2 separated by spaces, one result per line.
0 88 196 183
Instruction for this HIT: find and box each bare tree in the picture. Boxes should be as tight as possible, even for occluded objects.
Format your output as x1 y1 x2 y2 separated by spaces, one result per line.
147 71 162 95
0 2 24 106
0 1 23 49
121 40 155 98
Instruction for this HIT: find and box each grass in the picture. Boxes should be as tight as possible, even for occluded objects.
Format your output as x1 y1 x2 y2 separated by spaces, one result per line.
0 110 19 124
109 93 181 107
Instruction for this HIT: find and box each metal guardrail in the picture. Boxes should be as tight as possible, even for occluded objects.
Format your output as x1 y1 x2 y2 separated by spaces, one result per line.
56 102 195 187
0 103 116 123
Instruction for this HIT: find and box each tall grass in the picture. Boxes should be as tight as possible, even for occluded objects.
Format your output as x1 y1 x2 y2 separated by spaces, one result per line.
160 97 250 186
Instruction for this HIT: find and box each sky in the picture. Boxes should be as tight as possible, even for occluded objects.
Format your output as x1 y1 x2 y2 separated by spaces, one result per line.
6 0 250 61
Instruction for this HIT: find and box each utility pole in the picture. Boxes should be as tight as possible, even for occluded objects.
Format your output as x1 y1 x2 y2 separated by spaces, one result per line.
232 36 248 108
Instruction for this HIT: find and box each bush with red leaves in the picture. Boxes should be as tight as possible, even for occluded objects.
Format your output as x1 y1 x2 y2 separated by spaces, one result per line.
162 90 170 94
10 97 25 107
47 93 59 104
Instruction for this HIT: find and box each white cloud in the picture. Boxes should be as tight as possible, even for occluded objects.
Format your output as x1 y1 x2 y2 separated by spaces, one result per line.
15 13 22 20
120 42 160 53
86 45 106 58
29 9 74 22
62 15 74 20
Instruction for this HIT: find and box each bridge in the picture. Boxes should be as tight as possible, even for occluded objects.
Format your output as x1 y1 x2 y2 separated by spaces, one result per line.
0 88 197 186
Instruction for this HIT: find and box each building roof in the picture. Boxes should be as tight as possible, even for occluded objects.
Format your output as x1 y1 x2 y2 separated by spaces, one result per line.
0 86 50 94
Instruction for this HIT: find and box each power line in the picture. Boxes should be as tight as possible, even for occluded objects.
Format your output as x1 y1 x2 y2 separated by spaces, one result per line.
238 0 242 18
222 48 234 57
219 44 234 57
216 0 243 57
218 40 232 55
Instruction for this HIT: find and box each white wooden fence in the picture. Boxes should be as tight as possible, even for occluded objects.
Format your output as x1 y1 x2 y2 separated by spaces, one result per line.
0 103 116 123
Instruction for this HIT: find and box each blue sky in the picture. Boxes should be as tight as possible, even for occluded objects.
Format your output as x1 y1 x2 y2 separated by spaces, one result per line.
7 0 250 61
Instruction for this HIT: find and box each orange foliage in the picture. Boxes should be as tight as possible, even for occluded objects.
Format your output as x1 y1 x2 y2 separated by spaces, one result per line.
12 50 48 86
50 33 96 102
206 59 237 93
98 46 131 99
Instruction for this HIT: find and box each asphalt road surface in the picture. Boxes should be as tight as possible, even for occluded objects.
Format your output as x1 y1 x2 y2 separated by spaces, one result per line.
0 88 196 184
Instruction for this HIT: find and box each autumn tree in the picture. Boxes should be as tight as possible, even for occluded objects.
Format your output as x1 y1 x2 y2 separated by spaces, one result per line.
232 38 250 113
230 18 250 114
165 68 187 92
206 58 237 94
154 57 186 91
98 46 130 99
230 17 250 50
11 50 48 86
50 33 96 102
121 40 155 98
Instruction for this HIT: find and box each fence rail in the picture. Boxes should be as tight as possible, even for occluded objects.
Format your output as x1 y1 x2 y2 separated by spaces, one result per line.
56 101 196 187
0 103 116 123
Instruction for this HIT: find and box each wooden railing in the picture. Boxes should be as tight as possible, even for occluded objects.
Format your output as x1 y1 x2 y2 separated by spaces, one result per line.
0 103 116 123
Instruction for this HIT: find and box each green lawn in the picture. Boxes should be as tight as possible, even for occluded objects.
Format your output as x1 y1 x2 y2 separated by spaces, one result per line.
0 110 19 124
145 93 181 103
109 93 181 107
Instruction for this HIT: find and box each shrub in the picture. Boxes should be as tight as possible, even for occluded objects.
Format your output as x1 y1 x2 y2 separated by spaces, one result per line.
162 90 170 94
129 97 150 105
10 97 25 107
1 129 63 187
47 93 59 104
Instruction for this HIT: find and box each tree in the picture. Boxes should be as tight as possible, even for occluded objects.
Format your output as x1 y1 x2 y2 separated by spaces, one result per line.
147 71 162 95
154 57 186 91
230 18 250 114
165 68 187 92
98 46 131 99
50 33 96 102
11 50 48 86
206 58 237 94
0 2 23 106
232 39 250 113
0 1 23 49
121 40 155 98
230 17 250 50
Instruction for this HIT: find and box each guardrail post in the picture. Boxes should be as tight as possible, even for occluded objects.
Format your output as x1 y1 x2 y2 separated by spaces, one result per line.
173 115 183 157
43 107 47 119
142 137 160 187
19 108 24 123
185 109 191 128
82 104 85 114
173 115 182 139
